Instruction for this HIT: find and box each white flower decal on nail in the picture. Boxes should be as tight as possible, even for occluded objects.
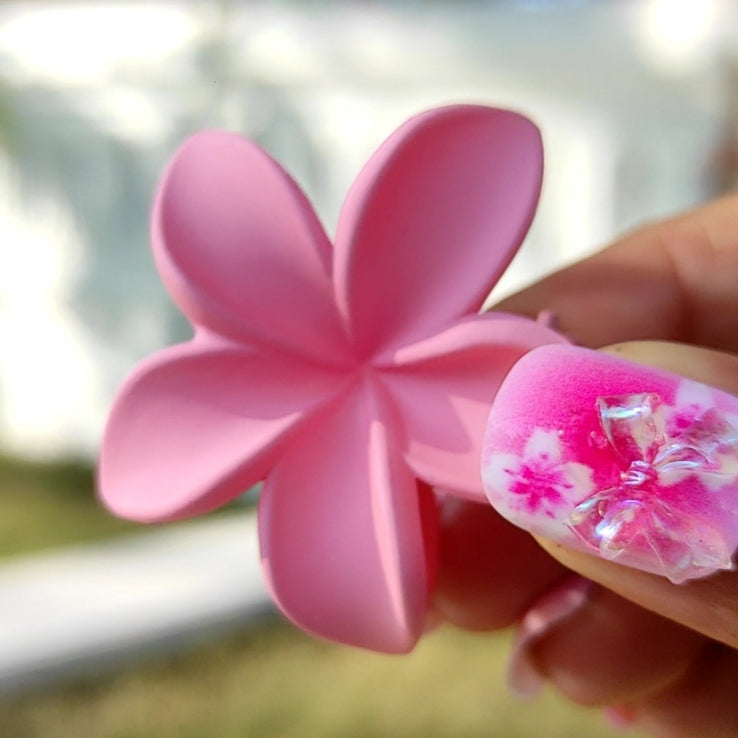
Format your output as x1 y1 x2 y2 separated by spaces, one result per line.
483 429 592 521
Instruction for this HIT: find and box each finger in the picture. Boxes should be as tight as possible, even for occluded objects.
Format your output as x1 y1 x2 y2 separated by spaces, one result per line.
432 499 567 630
536 540 738 651
513 579 703 706
635 645 738 738
532 340 738 649
519 585 738 738
439 194 738 632
606 340 738 388
434 342 738 631
495 193 738 352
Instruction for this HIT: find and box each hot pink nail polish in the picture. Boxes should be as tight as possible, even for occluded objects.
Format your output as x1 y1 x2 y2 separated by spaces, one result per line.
482 345 738 583
507 575 592 698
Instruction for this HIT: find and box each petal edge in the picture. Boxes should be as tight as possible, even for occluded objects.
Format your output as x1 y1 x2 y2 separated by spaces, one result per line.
335 106 543 357
153 131 349 363
259 380 428 653
99 338 345 522
382 314 567 499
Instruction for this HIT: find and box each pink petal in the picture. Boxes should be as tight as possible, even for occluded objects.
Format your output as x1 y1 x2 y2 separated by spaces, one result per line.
334 105 543 358
259 381 429 653
380 314 567 500
153 131 350 363
99 336 345 522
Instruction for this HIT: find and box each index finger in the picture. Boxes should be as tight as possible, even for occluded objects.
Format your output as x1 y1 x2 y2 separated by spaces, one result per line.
432 194 738 632
496 193 738 352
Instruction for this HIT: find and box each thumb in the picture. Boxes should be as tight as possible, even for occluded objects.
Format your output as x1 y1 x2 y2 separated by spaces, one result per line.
481 340 738 648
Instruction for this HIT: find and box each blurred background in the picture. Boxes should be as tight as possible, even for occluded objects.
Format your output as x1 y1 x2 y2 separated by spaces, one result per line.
0 0 736 735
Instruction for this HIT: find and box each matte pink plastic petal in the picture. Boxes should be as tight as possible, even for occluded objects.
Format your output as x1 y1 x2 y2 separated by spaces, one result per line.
100 338 345 522
153 131 349 362
334 106 543 357
381 314 567 499
101 105 566 653
259 381 428 653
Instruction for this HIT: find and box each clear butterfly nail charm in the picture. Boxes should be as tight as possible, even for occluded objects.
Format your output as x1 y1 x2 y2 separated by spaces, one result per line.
568 393 738 583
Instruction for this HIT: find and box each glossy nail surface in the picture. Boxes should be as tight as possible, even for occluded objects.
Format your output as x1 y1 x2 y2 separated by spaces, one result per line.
507 576 592 698
482 345 738 583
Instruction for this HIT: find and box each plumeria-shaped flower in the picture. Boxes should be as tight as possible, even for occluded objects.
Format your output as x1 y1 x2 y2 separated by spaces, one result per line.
100 106 566 652
483 429 592 520
568 392 738 583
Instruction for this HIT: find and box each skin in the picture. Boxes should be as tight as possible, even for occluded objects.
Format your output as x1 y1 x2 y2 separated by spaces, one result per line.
431 193 738 737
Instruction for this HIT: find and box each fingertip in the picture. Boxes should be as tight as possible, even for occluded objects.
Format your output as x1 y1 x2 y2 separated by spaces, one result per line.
432 499 566 631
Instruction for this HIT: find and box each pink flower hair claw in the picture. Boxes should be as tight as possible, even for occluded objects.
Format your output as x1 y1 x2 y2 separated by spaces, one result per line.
99 105 567 653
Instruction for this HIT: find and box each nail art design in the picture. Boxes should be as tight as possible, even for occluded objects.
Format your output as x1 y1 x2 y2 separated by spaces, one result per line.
484 430 592 521
482 345 738 583
569 393 738 582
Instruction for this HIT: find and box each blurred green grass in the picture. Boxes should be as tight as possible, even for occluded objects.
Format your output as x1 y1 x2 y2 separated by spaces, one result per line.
0 455 250 558
0 455 647 738
0 620 646 738
0 454 138 557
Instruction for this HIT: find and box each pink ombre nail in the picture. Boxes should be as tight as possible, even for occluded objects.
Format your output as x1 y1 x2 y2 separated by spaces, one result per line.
507 575 592 698
482 345 738 584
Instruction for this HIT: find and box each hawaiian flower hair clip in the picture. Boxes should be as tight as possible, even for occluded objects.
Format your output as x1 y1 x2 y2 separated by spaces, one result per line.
99 105 567 653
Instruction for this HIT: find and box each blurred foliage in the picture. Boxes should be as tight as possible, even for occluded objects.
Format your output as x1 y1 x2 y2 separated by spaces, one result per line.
0 619 643 738
0 455 255 558
0 450 630 738
0 455 139 557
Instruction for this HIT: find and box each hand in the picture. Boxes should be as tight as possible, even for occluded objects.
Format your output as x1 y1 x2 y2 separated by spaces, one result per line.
431 193 738 737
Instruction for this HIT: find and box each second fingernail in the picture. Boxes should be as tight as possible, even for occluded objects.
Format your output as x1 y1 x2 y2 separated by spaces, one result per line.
507 575 592 698
603 705 636 730
482 345 738 584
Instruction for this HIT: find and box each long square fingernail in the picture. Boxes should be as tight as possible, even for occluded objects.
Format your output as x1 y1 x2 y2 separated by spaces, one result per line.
482 345 738 583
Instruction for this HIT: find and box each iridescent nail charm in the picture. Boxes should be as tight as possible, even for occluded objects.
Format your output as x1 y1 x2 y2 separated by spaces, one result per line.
568 393 738 582
482 345 738 583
